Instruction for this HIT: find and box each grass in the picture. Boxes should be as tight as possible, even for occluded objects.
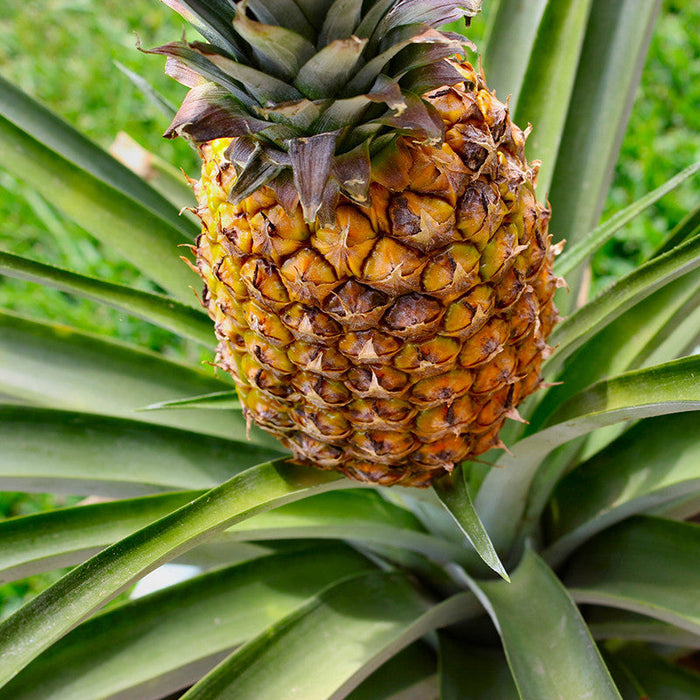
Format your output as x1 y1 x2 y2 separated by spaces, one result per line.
0 0 199 357
594 0 700 291
0 0 698 614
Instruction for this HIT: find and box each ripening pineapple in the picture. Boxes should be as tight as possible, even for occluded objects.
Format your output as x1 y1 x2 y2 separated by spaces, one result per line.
153 0 563 487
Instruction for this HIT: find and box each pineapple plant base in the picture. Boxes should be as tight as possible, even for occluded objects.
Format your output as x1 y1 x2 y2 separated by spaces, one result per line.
1 0 700 698
158 1 561 487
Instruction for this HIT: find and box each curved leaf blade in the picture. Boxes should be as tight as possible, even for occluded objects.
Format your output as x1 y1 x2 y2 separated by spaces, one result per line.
0 545 374 700
588 608 700 649
529 269 700 434
0 251 213 346
0 488 466 581
0 115 198 305
0 492 201 582
181 573 480 700
476 355 700 555
0 311 281 446
480 0 548 110
513 0 594 196
548 232 700 375
638 288 700 369
0 75 193 237
434 465 509 581
463 549 620 700
548 0 661 247
226 490 468 564
545 412 700 567
0 460 350 686
0 406 282 497
181 570 431 699
566 516 700 637
652 202 700 258
554 162 700 278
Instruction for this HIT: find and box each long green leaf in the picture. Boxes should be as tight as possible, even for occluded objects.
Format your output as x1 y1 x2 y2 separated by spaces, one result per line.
566 516 700 636
0 251 212 346
0 407 281 497
652 202 700 258
554 162 700 277
0 460 350 686
547 0 661 246
181 573 480 700
480 0 548 110
0 75 193 237
0 311 282 446
513 0 594 196
529 269 700 434
0 545 374 700
475 355 700 555
654 492 700 522
114 60 177 117
547 232 700 375
0 492 201 582
225 490 467 563
463 549 621 700
638 289 700 369
434 465 509 581
0 115 197 304
145 390 241 410
544 412 700 567
588 608 700 649
0 489 466 580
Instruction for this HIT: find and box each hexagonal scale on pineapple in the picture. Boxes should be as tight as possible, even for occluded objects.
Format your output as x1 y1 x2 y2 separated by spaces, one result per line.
389 191 459 252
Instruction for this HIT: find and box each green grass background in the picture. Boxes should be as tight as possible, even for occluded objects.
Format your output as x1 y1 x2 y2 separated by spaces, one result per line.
0 0 698 613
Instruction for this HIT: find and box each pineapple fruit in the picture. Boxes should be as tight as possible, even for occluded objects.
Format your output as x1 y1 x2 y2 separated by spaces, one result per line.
153 0 562 486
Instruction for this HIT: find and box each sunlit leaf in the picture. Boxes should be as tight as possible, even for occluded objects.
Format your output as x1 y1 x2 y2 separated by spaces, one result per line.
0 545 373 700
554 161 700 277
0 407 281 497
0 460 350 686
0 115 197 304
181 572 480 699
513 0 594 195
0 312 283 446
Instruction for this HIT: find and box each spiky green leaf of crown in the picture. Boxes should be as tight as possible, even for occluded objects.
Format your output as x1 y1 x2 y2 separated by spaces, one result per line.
152 0 481 221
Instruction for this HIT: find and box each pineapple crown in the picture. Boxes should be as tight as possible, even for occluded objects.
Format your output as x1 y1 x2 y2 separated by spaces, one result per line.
152 0 481 222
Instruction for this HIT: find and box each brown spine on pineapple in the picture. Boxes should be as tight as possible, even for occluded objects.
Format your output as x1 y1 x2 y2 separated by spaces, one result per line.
195 64 560 487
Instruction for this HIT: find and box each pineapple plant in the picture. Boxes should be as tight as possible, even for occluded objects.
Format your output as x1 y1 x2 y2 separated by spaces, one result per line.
0 0 699 698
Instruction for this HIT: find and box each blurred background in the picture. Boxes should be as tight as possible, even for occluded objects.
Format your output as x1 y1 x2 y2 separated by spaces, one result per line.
0 0 698 614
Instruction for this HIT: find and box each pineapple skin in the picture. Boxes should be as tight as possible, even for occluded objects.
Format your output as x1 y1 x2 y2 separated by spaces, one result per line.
194 64 560 487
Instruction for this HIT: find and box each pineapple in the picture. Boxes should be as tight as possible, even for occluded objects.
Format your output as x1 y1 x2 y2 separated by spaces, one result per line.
152 0 562 487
